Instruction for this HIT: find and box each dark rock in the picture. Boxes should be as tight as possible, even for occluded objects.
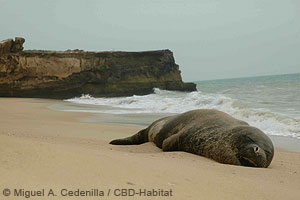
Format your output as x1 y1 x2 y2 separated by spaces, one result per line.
11 37 25 52
0 37 25 54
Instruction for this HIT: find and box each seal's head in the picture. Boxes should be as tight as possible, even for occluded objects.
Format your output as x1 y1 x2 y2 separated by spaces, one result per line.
232 126 274 168
238 144 269 167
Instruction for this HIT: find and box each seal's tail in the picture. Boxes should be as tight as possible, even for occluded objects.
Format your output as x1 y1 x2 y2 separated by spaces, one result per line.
109 129 148 145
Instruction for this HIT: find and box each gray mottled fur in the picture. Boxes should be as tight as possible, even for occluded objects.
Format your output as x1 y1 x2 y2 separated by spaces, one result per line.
110 109 274 167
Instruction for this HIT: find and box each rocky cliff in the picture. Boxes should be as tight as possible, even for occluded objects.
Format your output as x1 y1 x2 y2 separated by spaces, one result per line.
0 37 196 99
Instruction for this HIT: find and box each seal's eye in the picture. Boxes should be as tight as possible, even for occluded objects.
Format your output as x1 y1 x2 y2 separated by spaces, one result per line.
253 146 259 153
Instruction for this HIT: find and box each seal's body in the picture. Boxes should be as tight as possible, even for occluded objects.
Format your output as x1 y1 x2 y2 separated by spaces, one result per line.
110 109 274 167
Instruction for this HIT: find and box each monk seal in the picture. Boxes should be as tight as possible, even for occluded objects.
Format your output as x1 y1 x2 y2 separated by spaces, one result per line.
110 109 274 168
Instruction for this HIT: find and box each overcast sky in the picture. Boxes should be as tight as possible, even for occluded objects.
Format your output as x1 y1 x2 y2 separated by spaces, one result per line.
1 0 300 81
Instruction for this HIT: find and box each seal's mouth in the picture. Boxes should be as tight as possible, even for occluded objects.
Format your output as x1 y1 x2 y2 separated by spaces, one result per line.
239 157 258 167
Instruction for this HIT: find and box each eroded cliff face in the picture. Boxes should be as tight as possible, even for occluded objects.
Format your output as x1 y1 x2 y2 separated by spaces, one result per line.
0 38 196 98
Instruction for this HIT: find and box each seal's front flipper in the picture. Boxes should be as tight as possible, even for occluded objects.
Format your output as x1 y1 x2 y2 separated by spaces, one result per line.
162 133 180 151
110 129 148 145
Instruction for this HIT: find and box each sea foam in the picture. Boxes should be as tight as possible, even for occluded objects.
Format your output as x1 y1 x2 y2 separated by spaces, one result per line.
65 88 300 139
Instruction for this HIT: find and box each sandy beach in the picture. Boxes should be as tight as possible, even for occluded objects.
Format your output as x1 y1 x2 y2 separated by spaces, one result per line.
0 98 300 200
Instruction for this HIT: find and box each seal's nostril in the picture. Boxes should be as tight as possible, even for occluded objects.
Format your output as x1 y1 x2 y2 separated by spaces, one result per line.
254 146 259 152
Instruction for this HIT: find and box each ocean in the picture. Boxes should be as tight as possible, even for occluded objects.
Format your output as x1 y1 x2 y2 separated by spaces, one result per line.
64 73 300 139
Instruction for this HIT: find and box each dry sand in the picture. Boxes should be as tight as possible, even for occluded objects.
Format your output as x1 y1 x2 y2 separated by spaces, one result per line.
0 98 299 200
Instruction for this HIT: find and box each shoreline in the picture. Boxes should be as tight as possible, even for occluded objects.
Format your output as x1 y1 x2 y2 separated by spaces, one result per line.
1 98 300 200
50 99 300 153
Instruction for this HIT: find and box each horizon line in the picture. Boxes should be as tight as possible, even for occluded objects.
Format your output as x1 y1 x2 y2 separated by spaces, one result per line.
192 72 300 82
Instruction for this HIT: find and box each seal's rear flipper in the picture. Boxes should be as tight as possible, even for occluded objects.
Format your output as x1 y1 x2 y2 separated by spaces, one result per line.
109 129 148 145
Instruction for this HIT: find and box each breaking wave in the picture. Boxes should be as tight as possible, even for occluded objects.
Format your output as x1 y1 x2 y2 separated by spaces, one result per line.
66 88 300 139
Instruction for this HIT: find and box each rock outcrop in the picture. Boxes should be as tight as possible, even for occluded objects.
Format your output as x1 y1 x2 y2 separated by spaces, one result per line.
0 37 25 54
0 38 196 99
